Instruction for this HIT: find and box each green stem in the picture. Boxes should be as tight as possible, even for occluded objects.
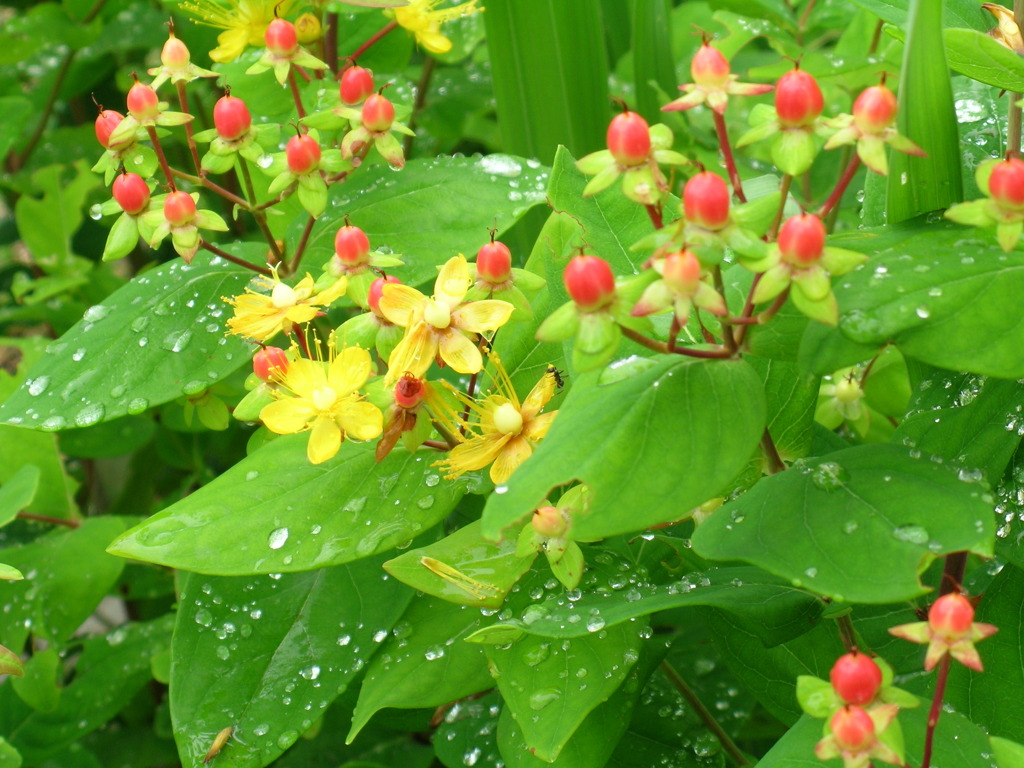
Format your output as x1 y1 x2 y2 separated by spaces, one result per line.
238 160 284 264
660 661 750 767
713 266 737 351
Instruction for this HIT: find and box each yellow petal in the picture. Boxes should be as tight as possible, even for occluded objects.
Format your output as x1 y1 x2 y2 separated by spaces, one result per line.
210 28 250 63
261 398 317 434
292 274 316 300
379 284 426 328
522 370 557 418
329 346 372 395
281 358 326 399
386 323 439 383
523 410 557 440
308 416 342 464
490 436 533 484
452 300 514 333
442 434 510 477
338 400 384 441
284 304 319 325
315 276 348 306
435 255 470 307
418 30 452 54
438 330 482 374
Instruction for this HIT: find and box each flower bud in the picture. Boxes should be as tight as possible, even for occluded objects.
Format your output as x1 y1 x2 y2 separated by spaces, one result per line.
830 652 882 706
95 109 124 148
778 213 826 266
564 254 616 311
853 84 898 134
683 171 730 230
286 134 321 174
606 111 651 167
126 82 160 122
294 12 321 45
830 706 876 753
394 373 426 409
161 34 191 68
928 592 975 640
112 172 150 215
476 241 513 283
775 67 824 128
334 224 371 265
213 94 252 141
988 157 1024 211
253 346 289 381
340 65 375 104
691 43 731 88
265 18 298 56
368 275 402 318
532 506 569 538
362 94 395 133
661 250 702 295
164 191 197 227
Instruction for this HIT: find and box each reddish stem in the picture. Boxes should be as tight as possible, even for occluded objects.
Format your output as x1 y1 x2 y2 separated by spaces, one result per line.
350 20 398 63
146 125 177 191
200 242 273 276
645 203 664 229
713 111 746 203
768 174 793 239
622 325 733 359
17 512 80 528
287 215 317 275
288 70 307 118
921 654 951 768
818 155 862 220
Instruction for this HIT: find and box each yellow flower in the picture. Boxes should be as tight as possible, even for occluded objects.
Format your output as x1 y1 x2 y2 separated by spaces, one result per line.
259 341 383 464
390 0 481 55
378 254 513 383
179 0 296 63
225 269 347 343
434 356 558 484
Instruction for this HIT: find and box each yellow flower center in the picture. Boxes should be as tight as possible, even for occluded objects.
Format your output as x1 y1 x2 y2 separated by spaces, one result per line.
423 299 451 329
311 386 337 411
493 402 523 435
272 282 297 308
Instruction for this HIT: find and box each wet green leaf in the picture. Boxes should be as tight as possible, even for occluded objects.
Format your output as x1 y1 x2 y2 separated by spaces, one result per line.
0 465 40 528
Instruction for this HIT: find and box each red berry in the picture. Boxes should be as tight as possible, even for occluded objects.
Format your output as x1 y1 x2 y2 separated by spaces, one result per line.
334 224 371 265
691 43 731 88
112 173 150 215
532 506 568 538
564 254 616 311
830 706 876 753
126 82 160 121
394 373 426 409
606 111 651 167
286 134 321 174
94 109 124 148
265 18 298 56
928 592 975 640
161 35 191 67
362 94 395 133
830 652 882 706
775 68 824 128
476 241 513 283
253 346 289 381
340 65 375 104
163 191 197 226
213 94 252 141
853 84 898 134
368 275 402 318
662 250 702 295
987 158 1024 211
683 171 731 231
778 214 826 266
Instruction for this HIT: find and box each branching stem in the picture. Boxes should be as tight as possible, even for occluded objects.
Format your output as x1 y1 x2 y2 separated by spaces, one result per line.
200 241 272 276
818 155 861 220
350 21 398 63
660 661 749 767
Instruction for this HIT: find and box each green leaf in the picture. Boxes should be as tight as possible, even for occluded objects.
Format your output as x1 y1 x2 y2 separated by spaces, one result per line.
631 0 676 125
747 357 818 461
946 564 1024 743
0 253 254 431
0 645 24 678
834 225 1024 377
347 596 494 742
992 736 1024 768
485 620 643 762
385 519 535 608
467 566 821 648
847 0 987 30
0 465 40 528
171 555 413 768
11 648 61 713
301 155 548 289
0 565 23 581
886 0 963 223
0 518 127 650
108 437 473 575
709 0 796 33
482 356 766 541
692 444 995 603
945 28 1024 92
0 97 32 160
57 416 156 459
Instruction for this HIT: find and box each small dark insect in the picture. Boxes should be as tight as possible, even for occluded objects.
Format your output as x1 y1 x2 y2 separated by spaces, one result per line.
0 346 23 376
547 365 566 389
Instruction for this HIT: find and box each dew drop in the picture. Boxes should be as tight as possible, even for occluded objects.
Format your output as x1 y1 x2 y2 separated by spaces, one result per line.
268 527 289 550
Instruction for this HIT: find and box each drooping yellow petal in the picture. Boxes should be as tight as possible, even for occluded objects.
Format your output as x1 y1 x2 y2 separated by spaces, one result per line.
417 29 452 54
307 416 342 464
338 400 384 441
379 284 426 328
284 304 319 325
521 369 557 418
260 398 317 434
490 435 533 484
452 299 514 333
523 410 557 440
386 322 439 382
438 329 482 374
435 255 470 308
329 346 372 395
441 433 510 478
316 275 348 305
210 27 250 63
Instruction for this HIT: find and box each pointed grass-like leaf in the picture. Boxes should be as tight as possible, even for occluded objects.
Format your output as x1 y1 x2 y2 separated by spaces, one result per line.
0 253 254 431
631 0 676 124
481 356 766 542
485 620 643 762
0 465 39 528
692 444 994 603
886 0 963 224
171 557 412 768
108 436 474 575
